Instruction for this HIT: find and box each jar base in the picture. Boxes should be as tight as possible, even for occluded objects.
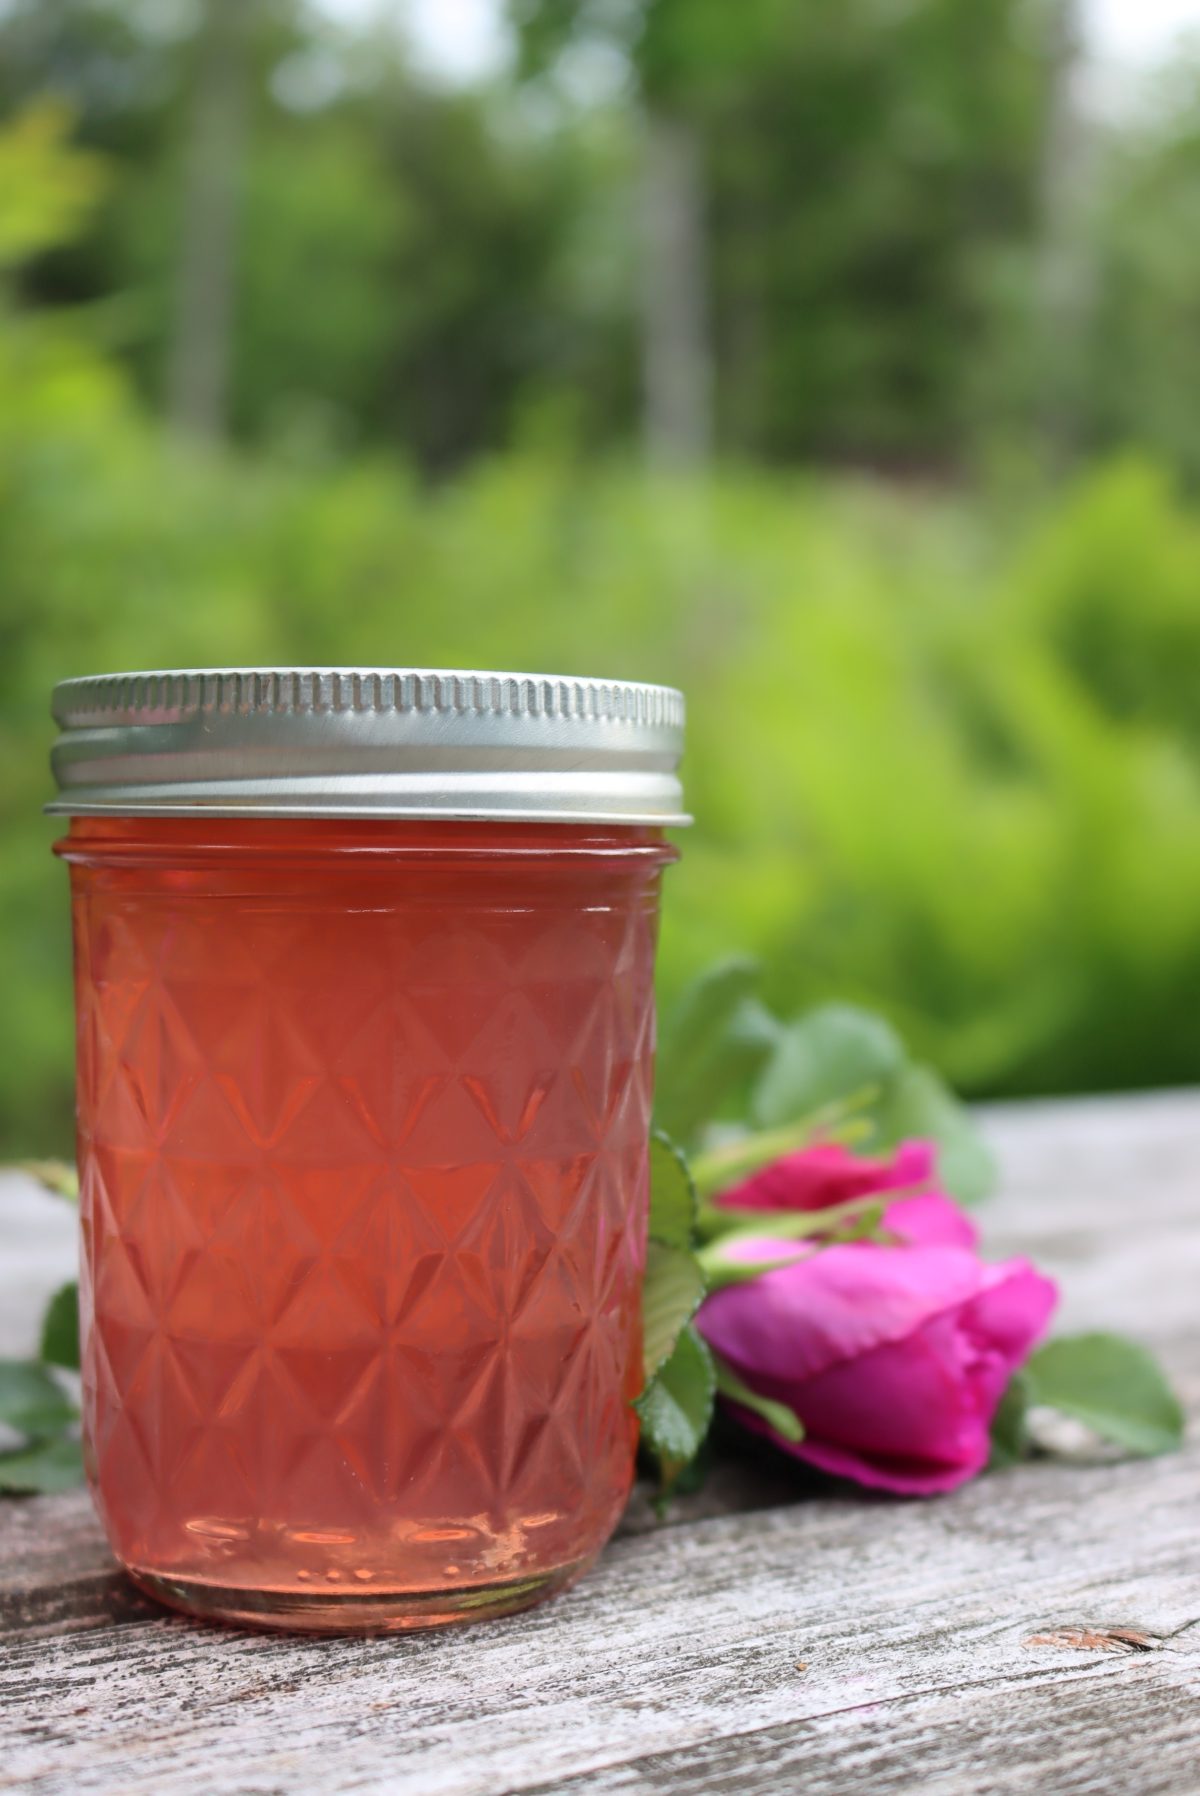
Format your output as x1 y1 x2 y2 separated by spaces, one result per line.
127 1558 592 1635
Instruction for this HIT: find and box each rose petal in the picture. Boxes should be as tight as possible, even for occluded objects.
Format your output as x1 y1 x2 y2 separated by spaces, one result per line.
724 1324 990 1495
698 1242 988 1386
959 1258 1059 1394
717 1139 938 1214
884 1191 978 1250
707 1257 1059 1497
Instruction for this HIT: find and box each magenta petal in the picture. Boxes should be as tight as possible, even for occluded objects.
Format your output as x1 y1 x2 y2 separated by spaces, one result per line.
750 1316 987 1487
698 1242 986 1385
701 1252 1060 1498
886 1139 940 1189
717 1139 938 1214
792 1431 986 1496
959 1259 1059 1399
884 1191 978 1250
719 1386 985 1495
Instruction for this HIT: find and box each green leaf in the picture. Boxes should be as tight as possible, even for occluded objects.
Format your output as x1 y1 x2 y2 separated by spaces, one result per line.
39 1282 80 1371
648 1131 698 1250
18 1159 79 1201
1025 1333 1184 1457
713 1354 805 1443
655 959 780 1144
753 1003 905 1129
665 1441 712 1500
0 1435 85 1494
641 1241 706 1385
0 1360 76 1437
635 1324 716 1468
989 1370 1032 1469
870 1062 996 1205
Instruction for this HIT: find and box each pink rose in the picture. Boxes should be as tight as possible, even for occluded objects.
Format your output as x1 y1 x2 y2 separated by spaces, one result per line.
697 1140 1058 1494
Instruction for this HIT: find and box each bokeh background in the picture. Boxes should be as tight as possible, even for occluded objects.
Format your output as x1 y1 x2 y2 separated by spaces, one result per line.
3 0 1200 1155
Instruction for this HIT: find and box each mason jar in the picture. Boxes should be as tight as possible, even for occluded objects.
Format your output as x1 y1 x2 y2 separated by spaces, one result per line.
48 669 686 1633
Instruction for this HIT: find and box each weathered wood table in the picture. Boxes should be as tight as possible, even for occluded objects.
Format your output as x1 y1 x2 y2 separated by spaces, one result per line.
3 1092 1199 1795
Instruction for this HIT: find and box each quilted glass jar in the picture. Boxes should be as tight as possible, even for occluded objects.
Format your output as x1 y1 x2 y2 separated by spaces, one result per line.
48 670 687 1632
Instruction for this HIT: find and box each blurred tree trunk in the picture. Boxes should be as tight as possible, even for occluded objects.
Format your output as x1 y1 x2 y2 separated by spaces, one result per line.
722 177 769 458
167 0 252 442
639 113 713 468
1036 0 1095 466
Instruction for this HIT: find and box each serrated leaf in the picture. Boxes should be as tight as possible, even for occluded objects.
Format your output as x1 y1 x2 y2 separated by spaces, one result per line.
40 1282 80 1371
989 1370 1032 1469
0 1360 76 1437
713 1354 805 1443
635 1324 716 1466
655 959 780 1144
648 1132 698 1250
869 1061 996 1205
753 1004 905 1129
1026 1333 1184 1457
641 1241 706 1385
0 1436 85 1494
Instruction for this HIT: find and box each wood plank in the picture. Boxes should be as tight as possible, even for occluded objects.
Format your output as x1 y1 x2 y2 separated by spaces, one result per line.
524 1661 1200 1796
2 1443 1198 1795
0 1496 150 1639
2 1092 1198 1795
978 1089 1200 1351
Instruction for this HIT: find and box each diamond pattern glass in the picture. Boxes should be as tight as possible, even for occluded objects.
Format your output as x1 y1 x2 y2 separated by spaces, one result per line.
61 818 672 1631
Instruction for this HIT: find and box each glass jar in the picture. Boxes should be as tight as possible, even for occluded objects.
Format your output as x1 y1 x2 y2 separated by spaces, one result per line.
48 671 686 1632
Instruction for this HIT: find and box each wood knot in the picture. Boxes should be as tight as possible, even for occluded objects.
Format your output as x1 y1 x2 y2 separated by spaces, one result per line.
1023 1625 1156 1655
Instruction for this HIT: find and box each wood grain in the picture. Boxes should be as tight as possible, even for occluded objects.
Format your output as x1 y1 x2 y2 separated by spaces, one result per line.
524 1661 1200 1796
2 1091 1198 1796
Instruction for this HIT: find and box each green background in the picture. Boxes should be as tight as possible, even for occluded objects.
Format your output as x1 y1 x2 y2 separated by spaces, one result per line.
3 1 1200 1152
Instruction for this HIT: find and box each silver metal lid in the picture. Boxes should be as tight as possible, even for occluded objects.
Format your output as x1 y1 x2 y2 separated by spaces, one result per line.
47 668 689 825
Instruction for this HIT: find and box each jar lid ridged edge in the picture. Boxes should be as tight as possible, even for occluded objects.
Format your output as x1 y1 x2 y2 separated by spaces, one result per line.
52 668 686 731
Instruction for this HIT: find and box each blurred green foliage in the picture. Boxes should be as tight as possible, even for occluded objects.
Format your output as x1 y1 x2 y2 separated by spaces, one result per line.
1 0 1199 476
4 3 1200 1154
0 0 629 468
515 0 1050 464
4 103 1200 1150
